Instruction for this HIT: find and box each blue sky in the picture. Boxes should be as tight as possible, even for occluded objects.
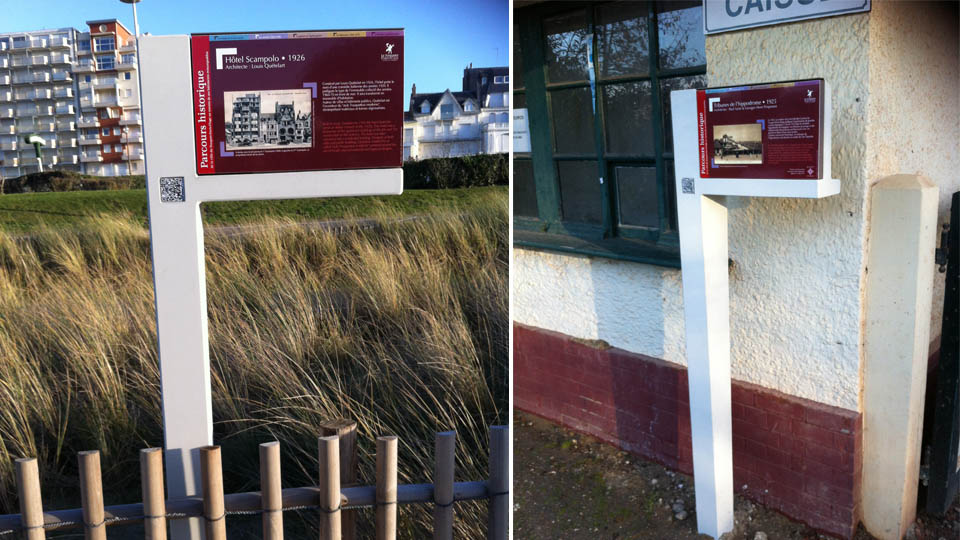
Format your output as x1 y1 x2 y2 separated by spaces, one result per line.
2 0 509 105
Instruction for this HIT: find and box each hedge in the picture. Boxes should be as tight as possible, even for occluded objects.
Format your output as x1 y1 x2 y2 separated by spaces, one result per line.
403 153 508 189
1 171 145 194
2 153 508 193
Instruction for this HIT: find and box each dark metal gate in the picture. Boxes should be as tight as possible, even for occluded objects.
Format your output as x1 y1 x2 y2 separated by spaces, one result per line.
925 190 959 514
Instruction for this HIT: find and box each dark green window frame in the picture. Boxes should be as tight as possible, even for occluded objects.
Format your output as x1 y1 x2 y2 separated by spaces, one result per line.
513 1 706 268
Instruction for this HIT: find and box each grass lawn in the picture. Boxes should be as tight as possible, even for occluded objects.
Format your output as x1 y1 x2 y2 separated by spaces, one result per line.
0 185 506 232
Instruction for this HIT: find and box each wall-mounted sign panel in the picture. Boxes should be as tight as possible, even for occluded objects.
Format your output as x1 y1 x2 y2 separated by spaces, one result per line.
703 0 871 35
191 30 404 175
697 79 824 180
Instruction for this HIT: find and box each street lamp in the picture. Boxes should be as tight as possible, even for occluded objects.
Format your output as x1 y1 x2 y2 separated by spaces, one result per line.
24 134 46 173
118 0 140 37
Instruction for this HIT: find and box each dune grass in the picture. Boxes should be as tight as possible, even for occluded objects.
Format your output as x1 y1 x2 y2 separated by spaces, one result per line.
0 188 507 538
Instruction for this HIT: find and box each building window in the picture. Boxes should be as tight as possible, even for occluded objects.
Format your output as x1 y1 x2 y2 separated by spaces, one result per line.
440 103 454 119
494 75 503 84
121 53 135 65
513 1 706 266
420 101 430 114
100 109 110 119
85 74 91 82
93 36 115 52
114 144 121 153
124 72 131 80
95 54 114 70
482 76 488 85
465 101 475 112
102 127 109 136
78 40 91 52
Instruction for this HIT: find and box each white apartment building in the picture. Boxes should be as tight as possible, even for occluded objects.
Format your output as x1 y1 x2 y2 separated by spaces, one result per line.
0 19 143 179
403 66 509 161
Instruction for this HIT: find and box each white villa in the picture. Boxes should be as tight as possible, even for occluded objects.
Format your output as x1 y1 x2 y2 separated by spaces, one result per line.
403 66 509 161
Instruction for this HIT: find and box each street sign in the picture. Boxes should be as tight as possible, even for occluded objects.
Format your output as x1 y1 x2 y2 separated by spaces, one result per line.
139 31 403 539
191 30 404 175
697 79 825 179
670 83 839 538
703 0 871 35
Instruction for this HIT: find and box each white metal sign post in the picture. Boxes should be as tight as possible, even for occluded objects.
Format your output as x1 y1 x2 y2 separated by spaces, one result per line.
670 87 840 538
139 35 402 538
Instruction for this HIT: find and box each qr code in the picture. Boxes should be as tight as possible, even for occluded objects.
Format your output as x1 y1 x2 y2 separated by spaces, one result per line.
681 177 695 194
159 177 185 202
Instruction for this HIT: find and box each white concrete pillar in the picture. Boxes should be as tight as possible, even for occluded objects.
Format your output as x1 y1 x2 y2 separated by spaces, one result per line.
862 174 939 540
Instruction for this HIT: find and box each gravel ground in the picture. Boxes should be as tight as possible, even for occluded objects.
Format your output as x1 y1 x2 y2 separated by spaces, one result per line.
514 411 960 540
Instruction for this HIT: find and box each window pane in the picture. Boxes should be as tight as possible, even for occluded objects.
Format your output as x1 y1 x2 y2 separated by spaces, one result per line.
660 74 707 152
596 1 649 79
657 1 706 70
602 81 653 156
513 23 524 90
558 161 601 224
543 10 590 83
615 166 659 228
550 87 596 154
514 159 539 218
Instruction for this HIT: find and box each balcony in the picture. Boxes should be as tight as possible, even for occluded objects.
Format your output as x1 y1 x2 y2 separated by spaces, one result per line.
43 155 58 166
31 73 50 83
80 153 102 163
26 38 48 50
121 133 143 144
62 154 79 164
1 125 14 134
75 62 96 73
96 94 118 107
17 89 52 101
49 36 70 49
59 137 77 148
0 58 7 69
3 157 18 166
119 114 141 126
55 105 74 115
35 105 55 117
57 121 75 131
79 135 101 145
116 59 137 71
29 56 49 66
93 78 117 89
122 150 143 160
0 141 15 151
52 72 72 82
77 117 98 128
54 88 73 98
10 56 29 67
35 122 55 132
0 75 10 85
0 91 10 102
51 54 71 65
119 41 136 53
0 108 14 119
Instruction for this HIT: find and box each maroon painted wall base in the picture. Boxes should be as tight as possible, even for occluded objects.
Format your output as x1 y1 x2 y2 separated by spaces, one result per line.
514 323 862 538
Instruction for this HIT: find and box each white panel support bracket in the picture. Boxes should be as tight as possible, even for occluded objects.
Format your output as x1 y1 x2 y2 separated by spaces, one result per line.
138 35 402 539
670 88 839 538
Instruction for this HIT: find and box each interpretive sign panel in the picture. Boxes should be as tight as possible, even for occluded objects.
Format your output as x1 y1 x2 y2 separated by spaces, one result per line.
512 108 530 153
703 0 871 35
191 30 404 175
697 79 824 180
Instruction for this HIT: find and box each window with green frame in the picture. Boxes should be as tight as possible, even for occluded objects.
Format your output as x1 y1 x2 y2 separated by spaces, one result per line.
513 1 706 267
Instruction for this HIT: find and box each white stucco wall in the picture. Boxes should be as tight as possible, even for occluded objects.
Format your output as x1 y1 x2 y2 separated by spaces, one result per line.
514 6 958 412
866 1 960 346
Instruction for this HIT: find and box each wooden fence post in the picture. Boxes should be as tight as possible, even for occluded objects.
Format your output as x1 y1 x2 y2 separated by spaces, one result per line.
318 435 341 540
260 441 283 540
433 430 456 540
140 448 167 540
376 436 398 540
320 419 357 540
78 451 106 540
200 445 226 540
487 426 508 540
15 457 45 540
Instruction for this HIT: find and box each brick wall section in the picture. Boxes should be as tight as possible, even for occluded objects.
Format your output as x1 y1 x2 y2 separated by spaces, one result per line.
514 323 863 538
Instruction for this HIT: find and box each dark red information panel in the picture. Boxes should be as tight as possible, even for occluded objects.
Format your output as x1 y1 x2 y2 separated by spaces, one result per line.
191 29 403 175
697 79 824 179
